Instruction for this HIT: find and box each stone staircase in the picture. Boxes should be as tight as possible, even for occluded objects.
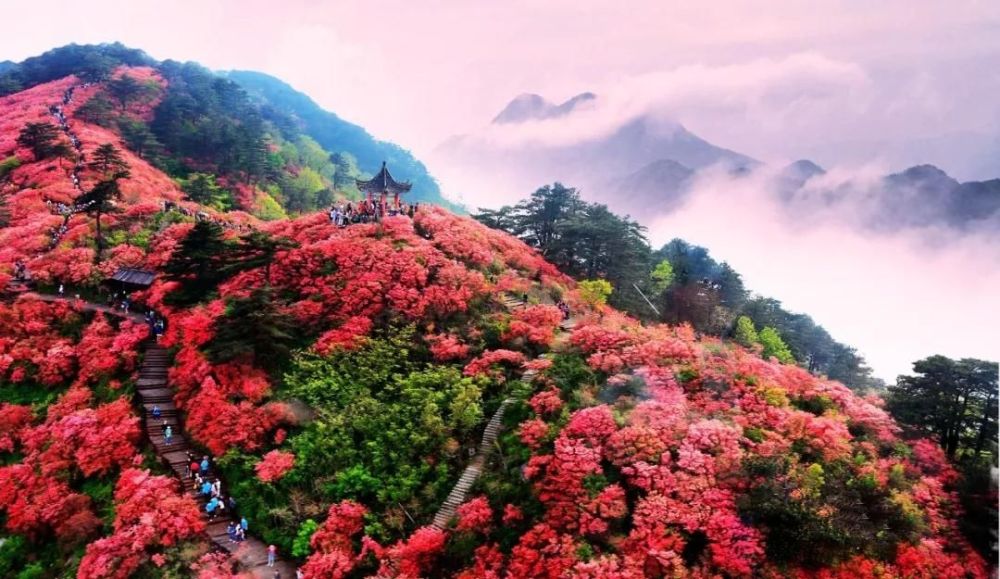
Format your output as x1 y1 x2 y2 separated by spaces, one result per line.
430 290 573 529
135 342 295 578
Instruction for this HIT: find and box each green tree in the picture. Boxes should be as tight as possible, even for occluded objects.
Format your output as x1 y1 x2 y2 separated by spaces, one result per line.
181 173 231 210
77 174 127 262
734 315 759 347
205 287 298 370
117 118 164 162
759 326 795 364
887 356 998 461
578 279 613 306
106 74 145 111
651 259 675 293
162 220 230 305
75 94 117 127
16 122 69 161
222 230 298 287
87 143 129 176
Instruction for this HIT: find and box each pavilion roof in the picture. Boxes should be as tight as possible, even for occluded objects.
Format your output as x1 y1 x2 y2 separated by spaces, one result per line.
356 162 412 195
107 267 156 287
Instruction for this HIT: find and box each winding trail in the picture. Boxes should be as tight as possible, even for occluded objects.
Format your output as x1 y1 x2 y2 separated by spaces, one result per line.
6 292 295 578
430 294 575 530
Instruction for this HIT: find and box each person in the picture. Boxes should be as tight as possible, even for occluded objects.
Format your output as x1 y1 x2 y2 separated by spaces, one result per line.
240 516 248 533
201 456 210 474
206 497 220 519
151 405 161 419
211 479 221 498
164 425 172 445
227 521 237 543
267 545 277 567
190 460 200 478
227 495 237 513
234 525 245 542
201 479 213 497
58 283 64 296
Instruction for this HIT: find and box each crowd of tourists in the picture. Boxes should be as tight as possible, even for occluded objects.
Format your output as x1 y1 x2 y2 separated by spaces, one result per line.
328 200 418 226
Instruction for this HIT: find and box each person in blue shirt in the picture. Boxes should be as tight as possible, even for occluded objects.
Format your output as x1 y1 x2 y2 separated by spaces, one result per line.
200 456 210 474
151 405 161 419
201 480 212 496
240 517 248 532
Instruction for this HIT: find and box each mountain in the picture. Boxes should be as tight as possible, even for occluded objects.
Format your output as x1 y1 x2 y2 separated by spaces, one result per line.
779 161 1000 232
0 43 458 217
609 158 694 215
224 70 460 211
492 91 596 124
0 58 989 577
434 92 756 211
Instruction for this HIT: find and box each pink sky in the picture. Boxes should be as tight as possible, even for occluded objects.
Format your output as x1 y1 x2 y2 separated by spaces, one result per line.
4 0 999 380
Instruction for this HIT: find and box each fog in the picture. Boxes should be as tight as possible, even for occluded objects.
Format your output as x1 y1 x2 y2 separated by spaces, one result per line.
645 166 1000 381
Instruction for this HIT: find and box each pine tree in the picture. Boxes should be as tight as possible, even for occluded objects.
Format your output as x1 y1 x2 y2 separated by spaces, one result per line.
162 221 230 305
77 177 123 262
16 122 67 160
106 74 144 112
87 143 130 177
204 287 297 371
222 231 298 287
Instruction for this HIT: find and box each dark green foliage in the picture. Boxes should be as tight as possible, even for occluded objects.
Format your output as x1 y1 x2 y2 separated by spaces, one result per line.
0 43 153 96
475 183 653 315
16 122 70 161
225 70 459 211
116 117 164 162
204 288 299 371
180 172 231 210
87 143 129 177
162 220 230 305
105 74 154 111
738 457 921 568
75 93 116 127
887 356 998 462
151 61 274 185
220 231 298 287
77 169 129 262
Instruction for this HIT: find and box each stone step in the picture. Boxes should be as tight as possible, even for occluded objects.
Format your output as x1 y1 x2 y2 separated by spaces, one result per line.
144 407 178 418
138 388 174 402
136 377 168 388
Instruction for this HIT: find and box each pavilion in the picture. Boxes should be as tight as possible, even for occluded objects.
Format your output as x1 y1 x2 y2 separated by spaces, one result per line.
356 161 412 214
105 267 156 293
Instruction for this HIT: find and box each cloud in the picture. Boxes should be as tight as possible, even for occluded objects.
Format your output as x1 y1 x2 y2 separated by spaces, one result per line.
445 53 868 151
646 166 1000 381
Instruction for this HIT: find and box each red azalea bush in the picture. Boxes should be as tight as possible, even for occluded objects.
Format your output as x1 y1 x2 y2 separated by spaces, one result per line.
255 449 296 483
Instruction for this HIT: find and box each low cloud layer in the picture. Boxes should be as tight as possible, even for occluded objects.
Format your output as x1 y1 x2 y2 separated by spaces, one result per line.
646 167 1000 381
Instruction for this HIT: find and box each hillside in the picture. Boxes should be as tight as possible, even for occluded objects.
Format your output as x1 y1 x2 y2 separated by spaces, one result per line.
0 68 991 578
223 70 461 212
0 43 457 218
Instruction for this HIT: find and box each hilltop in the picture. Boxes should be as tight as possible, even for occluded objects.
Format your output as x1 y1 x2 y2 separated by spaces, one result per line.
0 43 458 217
0 62 991 578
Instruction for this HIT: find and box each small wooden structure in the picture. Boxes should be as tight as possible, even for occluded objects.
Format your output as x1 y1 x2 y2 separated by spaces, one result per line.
106 267 156 292
356 161 412 215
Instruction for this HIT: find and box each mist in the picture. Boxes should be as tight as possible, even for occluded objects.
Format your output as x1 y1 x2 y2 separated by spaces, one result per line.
646 166 1000 382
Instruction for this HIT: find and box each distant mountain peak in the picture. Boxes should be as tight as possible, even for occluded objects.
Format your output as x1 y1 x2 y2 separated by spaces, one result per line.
492 91 597 124
786 159 826 177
